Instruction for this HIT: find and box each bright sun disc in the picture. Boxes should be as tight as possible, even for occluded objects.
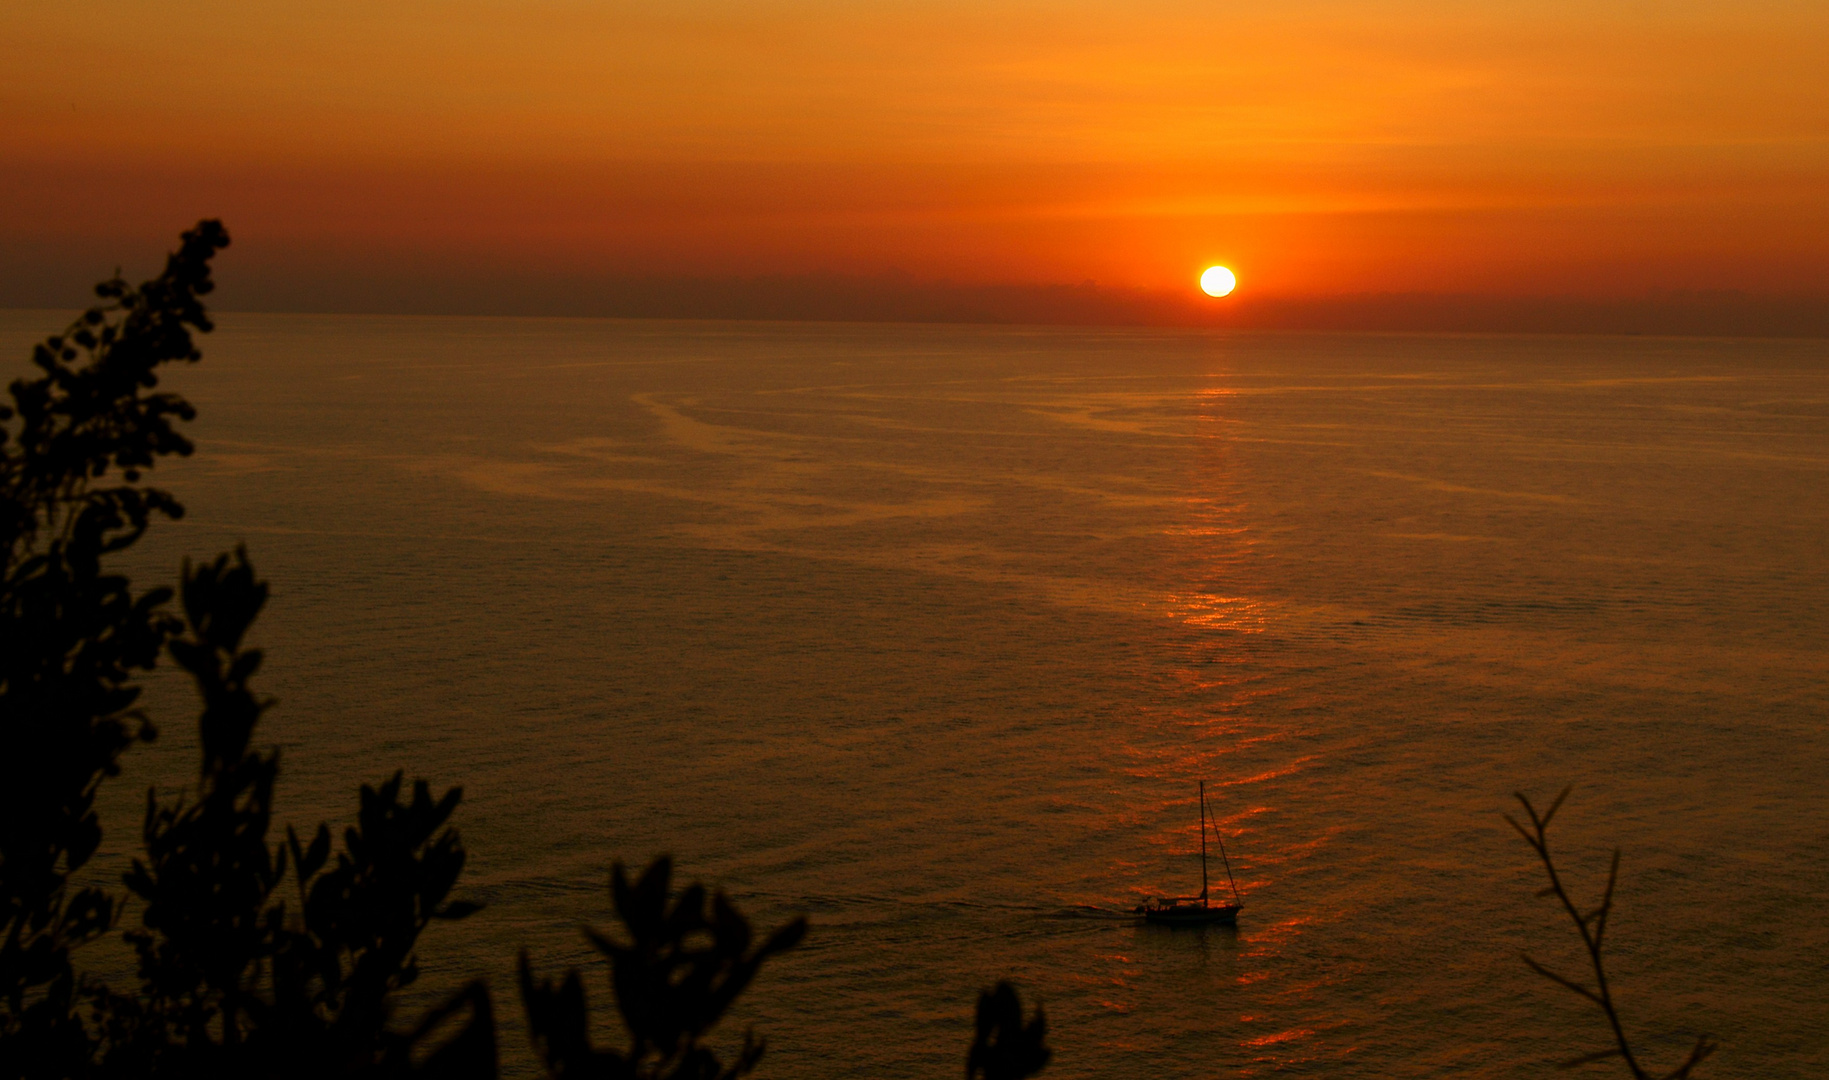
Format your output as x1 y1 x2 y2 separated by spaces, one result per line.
1200 266 1237 297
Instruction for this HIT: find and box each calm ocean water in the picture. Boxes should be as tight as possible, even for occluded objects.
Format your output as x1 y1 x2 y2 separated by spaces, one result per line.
5 312 1826 1077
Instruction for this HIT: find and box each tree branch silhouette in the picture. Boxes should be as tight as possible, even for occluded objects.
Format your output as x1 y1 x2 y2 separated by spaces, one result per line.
0 223 496 1080
521 856 806 1080
1 221 228 1079
0 221 1065 1080
1507 789 1714 1080
967 982 1049 1080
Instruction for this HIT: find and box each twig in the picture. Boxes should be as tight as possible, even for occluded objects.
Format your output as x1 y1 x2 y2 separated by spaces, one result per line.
1505 789 1715 1079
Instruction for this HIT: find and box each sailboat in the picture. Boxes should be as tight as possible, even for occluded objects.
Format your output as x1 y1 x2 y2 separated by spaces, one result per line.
1135 780 1243 925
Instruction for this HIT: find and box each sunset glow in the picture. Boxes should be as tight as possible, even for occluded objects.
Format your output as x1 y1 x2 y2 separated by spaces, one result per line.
3 1 1827 325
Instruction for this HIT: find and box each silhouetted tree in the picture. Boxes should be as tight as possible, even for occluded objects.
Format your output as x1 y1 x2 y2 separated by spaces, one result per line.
966 982 1050 1080
95 550 493 1078
520 857 806 1080
0 223 491 1079
2 221 229 1078
0 220 1045 1080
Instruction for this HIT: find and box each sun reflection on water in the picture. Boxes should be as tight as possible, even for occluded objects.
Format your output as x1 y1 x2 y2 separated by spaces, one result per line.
1161 591 1269 633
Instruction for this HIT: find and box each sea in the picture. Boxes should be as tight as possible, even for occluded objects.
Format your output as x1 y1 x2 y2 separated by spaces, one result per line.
4 312 1825 1078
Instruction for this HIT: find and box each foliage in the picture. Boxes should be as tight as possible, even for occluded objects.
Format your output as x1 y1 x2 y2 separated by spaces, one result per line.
0 222 1042 1080
1 220 229 1078
98 548 494 1078
520 858 806 1080
0 222 492 1079
967 982 1050 1080
1508 789 1714 1079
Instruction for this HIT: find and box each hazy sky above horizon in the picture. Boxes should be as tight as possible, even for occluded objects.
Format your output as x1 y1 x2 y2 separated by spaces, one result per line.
4 0 1828 307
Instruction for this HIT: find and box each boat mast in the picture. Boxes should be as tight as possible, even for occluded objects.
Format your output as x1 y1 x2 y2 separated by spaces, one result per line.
1199 780 1210 907
1203 782 1242 906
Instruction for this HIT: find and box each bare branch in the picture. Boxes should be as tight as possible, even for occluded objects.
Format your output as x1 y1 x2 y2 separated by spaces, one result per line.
1510 789 1712 1080
1542 786 1572 829
1504 813 1540 848
1657 1037 1717 1080
1521 954 1603 1005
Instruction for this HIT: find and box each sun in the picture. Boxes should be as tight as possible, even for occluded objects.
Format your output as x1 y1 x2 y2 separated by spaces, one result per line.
1199 265 1237 297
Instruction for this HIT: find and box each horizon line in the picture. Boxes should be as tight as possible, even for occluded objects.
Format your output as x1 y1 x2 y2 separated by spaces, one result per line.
7 278 1829 340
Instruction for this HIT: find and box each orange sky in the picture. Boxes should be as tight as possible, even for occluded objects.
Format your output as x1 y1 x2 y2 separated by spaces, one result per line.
4 0 1828 310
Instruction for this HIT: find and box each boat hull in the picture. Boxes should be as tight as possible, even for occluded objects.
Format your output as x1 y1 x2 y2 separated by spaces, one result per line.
1141 904 1240 926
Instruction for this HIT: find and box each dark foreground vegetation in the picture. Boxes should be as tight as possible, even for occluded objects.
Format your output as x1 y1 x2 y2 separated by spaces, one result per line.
2 224 1702 1079
0 222 1049 1080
